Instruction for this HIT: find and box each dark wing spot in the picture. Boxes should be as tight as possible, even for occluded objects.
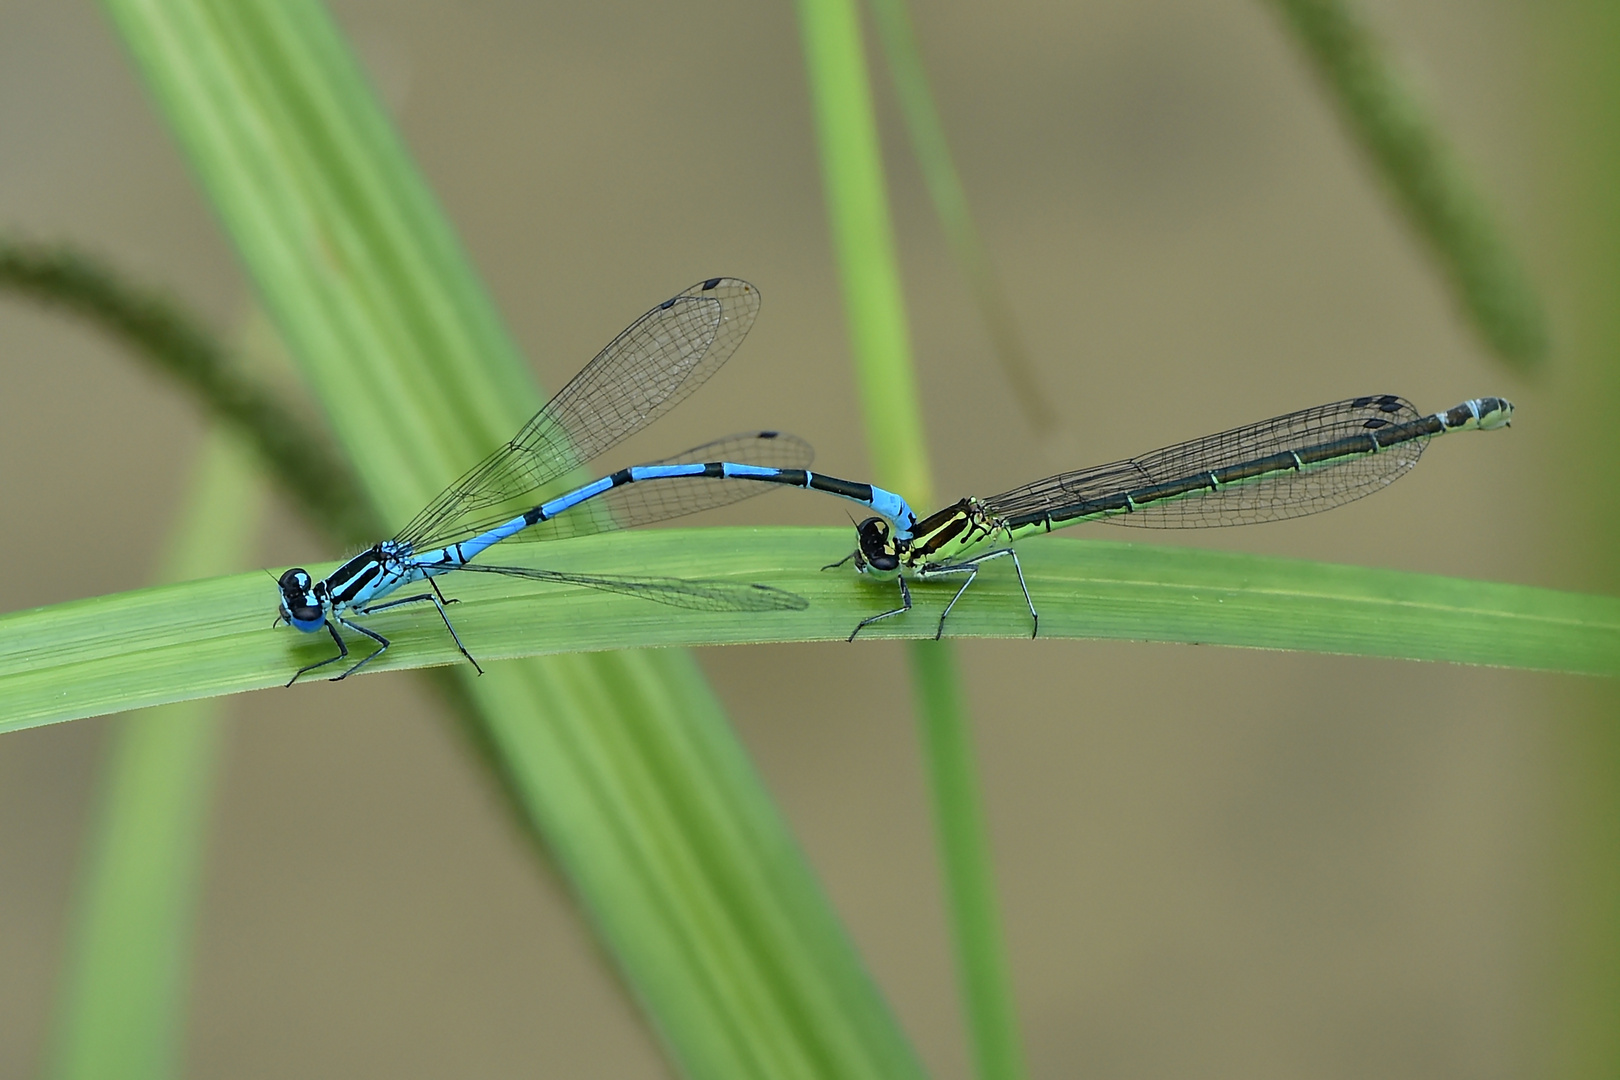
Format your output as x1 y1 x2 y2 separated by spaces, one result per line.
702 277 722 290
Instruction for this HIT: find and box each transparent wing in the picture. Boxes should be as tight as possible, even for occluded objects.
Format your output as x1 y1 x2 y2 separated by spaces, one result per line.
509 430 814 544
450 562 808 612
394 278 760 550
984 396 1425 528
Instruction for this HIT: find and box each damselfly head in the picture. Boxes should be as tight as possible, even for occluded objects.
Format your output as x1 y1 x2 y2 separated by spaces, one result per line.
1447 397 1514 432
1478 397 1514 430
277 567 327 634
853 516 901 576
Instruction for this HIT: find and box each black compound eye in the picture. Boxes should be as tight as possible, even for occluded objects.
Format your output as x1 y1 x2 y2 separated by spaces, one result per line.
289 603 323 623
279 567 311 592
857 516 890 546
855 517 901 571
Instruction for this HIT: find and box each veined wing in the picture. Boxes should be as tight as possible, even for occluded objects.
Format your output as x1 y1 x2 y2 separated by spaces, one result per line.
450 562 808 612
394 278 760 550
984 396 1425 528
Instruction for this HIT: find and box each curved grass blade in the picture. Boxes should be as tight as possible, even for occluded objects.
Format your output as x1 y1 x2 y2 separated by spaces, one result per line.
8 527 1614 727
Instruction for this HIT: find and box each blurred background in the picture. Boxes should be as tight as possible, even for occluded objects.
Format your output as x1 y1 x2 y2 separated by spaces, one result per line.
0 0 1606 1077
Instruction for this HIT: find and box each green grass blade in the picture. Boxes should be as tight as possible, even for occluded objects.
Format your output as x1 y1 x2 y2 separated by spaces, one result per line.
97 2 929 1076
906 642 1025 1080
1265 0 1549 366
99 0 534 514
44 430 258 1080
469 648 930 1080
1542 8 1620 1073
45 709 223 1080
797 0 933 508
797 1 1026 1076
3 524 1620 731
7 530 1619 732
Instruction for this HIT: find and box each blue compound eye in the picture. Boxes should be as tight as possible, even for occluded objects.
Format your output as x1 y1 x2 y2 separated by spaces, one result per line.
286 605 324 631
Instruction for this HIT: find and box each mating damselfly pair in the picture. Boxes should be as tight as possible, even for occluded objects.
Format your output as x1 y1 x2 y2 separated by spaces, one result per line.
276 277 1511 683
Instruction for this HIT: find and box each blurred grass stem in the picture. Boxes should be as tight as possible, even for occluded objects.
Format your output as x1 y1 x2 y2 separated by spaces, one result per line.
1266 0 1548 366
0 238 377 544
865 0 1060 446
798 0 1030 1076
44 430 257 1080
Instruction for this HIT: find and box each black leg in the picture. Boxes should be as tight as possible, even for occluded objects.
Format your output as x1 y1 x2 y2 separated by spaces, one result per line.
353 587 483 675
358 592 439 615
917 548 1025 640
1006 549 1038 638
822 549 857 572
847 576 912 642
287 619 350 687
934 566 980 639
426 578 481 674
330 616 392 680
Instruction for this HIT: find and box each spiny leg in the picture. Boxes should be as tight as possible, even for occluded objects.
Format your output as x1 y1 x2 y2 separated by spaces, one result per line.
822 549 857 572
933 566 979 639
427 577 481 674
354 587 483 675
356 591 441 616
330 616 392 681
848 575 912 642
921 548 1023 639
1006 549 1038 638
287 619 350 687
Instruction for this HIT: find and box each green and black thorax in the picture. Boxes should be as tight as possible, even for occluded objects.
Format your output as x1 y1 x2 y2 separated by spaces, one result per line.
853 497 1013 578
